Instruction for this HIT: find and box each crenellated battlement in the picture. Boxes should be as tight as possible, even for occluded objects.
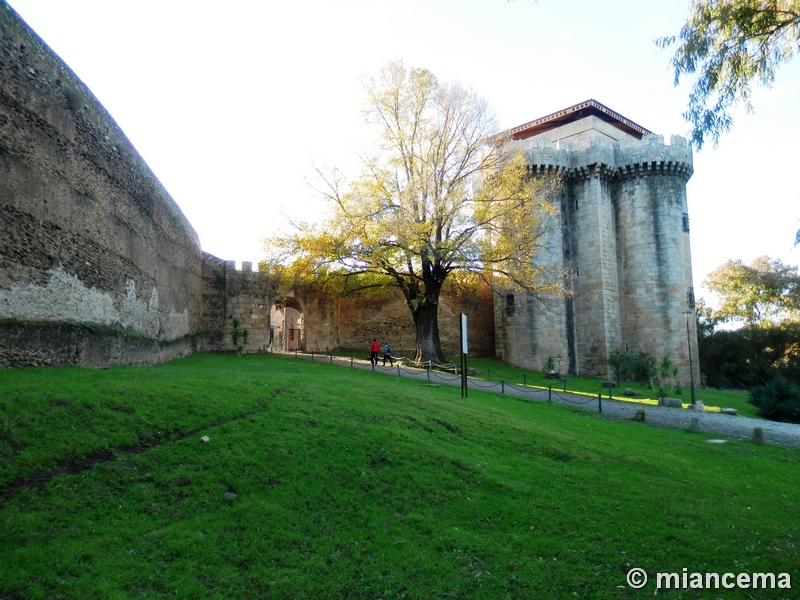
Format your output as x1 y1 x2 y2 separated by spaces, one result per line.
497 103 698 383
520 132 693 182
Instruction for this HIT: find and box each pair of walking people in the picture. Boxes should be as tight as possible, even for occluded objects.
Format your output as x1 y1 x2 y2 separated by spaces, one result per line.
369 339 393 366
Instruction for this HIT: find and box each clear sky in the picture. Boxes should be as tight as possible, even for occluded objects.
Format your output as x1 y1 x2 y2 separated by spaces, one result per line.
7 0 800 303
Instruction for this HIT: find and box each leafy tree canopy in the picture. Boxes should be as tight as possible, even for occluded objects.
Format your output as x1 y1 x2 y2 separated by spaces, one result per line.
704 255 800 326
658 0 800 149
270 61 563 363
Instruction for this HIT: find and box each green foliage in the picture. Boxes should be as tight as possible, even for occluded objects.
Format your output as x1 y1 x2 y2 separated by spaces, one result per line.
633 352 657 384
658 356 680 393
543 355 555 373
659 356 675 381
658 0 800 149
0 353 797 597
699 322 800 388
704 256 800 326
695 297 718 339
607 350 657 384
270 61 562 363
607 349 631 384
749 376 800 422
230 318 249 356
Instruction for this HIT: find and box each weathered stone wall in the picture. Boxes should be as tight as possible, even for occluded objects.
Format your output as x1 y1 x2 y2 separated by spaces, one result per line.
199 253 228 352
297 281 495 359
493 195 570 374
497 129 700 384
0 5 699 378
220 261 281 352
0 4 204 366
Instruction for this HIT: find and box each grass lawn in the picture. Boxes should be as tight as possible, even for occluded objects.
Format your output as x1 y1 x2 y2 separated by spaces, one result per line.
1 353 797 599
333 351 758 418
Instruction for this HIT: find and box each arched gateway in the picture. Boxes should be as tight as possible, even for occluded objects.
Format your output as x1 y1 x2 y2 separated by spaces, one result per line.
270 296 305 352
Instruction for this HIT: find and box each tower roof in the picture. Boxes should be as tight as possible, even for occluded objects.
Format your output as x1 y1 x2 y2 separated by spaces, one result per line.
506 99 652 141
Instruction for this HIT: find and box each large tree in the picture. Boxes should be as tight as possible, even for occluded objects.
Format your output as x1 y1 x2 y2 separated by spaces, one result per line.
704 255 800 326
658 0 800 149
274 62 561 364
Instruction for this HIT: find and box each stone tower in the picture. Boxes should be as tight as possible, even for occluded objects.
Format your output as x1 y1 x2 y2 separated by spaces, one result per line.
495 100 699 384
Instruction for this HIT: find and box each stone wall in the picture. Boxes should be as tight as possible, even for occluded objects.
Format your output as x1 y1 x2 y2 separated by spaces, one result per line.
493 192 570 373
297 281 495 359
497 130 700 384
0 2 494 368
0 3 204 366
0 5 699 379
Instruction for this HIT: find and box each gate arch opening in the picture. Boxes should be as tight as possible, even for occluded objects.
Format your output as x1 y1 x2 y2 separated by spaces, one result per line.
270 296 305 351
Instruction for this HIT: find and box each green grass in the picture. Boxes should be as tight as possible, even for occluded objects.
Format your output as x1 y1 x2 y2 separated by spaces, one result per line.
331 351 757 417
1 353 797 599
464 357 759 418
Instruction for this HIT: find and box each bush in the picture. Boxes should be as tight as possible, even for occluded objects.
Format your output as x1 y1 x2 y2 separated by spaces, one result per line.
699 323 800 389
633 352 657 384
608 350 657 384
749 376 800 423
230 318 249 356
608 349 633 383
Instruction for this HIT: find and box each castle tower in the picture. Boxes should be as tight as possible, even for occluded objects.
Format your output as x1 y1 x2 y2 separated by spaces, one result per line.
496 100 699 385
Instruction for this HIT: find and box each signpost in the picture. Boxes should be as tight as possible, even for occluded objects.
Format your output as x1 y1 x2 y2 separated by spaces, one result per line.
460 313 468 398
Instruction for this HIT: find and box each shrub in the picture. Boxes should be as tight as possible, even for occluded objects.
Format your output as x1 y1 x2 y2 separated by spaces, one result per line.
231 318 249 356
633 352 657 384
607 350 656 384
608 349 633 383
749 376 800 423
543 355 555 374
699 323 800 389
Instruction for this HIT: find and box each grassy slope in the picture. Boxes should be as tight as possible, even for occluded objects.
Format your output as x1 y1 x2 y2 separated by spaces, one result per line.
459 357 757 418
1 353 797 599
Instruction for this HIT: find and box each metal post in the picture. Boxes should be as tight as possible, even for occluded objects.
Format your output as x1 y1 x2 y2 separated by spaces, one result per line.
598 392 602 413
501 381 505 394
397 363 401 377
487 369 491 382
523 373 527 387
330 352 333 364
548 386 551 402
427 367 431 382
350 357 353 368
684 311 697 406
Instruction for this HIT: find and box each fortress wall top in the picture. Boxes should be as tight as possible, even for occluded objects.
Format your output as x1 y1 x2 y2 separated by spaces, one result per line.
523 132 693 181
0 3 203 354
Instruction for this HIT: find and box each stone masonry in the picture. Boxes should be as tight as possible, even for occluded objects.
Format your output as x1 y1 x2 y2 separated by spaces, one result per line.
495 101 700 384
0 3 204 366
0 7 699 378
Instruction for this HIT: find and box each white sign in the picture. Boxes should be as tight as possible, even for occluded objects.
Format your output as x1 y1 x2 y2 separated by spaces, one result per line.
460 313 468 355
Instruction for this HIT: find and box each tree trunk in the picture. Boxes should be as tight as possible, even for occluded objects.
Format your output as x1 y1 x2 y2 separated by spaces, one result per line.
413 299 446 365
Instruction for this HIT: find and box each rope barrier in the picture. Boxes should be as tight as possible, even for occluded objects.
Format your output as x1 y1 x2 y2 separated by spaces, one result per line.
504 382 550 399
467 379 504 390
549 389 597 406
275 350 662 414
429 370 461 383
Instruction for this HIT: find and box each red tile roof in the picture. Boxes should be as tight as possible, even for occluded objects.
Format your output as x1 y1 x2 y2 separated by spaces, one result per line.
506 99 652 141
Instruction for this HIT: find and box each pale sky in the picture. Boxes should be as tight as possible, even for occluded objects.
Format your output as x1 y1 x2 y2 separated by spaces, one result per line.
7 0 800 303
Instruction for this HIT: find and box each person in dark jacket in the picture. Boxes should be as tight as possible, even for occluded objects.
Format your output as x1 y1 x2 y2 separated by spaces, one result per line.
383 342 393 366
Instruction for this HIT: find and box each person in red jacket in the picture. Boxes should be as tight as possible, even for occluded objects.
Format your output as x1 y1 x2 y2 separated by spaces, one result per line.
369 339 380 366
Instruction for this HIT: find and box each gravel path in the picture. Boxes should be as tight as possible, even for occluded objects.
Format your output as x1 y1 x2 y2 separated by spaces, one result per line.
290 352 800 448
